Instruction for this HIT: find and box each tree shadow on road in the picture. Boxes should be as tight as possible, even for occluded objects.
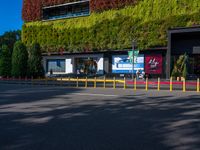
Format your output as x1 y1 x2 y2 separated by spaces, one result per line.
0 85 200 150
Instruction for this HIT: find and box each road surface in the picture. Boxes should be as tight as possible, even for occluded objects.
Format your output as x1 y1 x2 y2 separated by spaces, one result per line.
0 84 200 150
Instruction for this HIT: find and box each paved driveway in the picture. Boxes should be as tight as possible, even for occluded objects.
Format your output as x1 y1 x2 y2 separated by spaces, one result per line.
0 84 200 150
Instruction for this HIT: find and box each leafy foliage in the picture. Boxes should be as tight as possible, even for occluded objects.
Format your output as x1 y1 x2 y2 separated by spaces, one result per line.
22 0 200 53
27 43 44 78
171 54 188 79
11 41 28 77
22 0 138 21
0 30 21 53
0 45 11 77
90 0 138 12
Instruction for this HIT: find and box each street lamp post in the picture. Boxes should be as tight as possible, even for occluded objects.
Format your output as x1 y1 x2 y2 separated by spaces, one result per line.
132 40 137 80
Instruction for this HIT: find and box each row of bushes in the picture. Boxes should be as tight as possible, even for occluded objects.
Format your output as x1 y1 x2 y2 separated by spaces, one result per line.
0 42 44 78
22 0 200 52
22 0 138 21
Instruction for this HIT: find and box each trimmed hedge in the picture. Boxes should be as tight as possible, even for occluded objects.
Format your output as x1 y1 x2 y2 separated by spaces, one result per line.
22 0 200 53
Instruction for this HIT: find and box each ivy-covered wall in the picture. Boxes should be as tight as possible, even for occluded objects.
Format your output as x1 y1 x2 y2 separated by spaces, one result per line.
22 0 200 53
22 0 138 22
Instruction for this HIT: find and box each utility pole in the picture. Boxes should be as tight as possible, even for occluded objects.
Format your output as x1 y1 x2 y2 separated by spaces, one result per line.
132 40 137 80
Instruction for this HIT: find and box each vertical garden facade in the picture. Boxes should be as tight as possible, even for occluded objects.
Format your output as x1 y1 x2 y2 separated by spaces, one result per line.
22 0 200 77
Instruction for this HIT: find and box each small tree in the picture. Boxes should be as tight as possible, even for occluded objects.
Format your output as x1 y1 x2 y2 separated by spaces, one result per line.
171 53 188 79
28 43 44 78
0 45 11 77
12 41 28 77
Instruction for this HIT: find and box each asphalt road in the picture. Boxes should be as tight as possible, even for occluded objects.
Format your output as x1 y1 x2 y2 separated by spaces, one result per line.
0 84 200 150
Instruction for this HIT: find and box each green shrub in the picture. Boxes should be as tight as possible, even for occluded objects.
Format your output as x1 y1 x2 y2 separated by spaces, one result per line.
0 45 11 77
27 43 44 78
12 41 28 77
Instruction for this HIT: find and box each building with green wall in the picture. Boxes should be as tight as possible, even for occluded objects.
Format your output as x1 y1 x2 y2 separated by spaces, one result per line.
22 0 200 78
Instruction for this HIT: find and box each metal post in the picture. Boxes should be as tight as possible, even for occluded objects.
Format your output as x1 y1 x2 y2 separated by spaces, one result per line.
31 76 33 86
104 76 106 88
124 77 126 89
60 78 62 86
170 77 173 92
113 77 116 89
45 77 47 86
183 78 186 92
77 77 79 88
68 77 70 87
134 77 137 91
39 76 41 86
94 77 96 88
132 41 135 80
197 78 199 92
19 76 21 85
145 77 148 91
157 77 160 91
85 77 88 88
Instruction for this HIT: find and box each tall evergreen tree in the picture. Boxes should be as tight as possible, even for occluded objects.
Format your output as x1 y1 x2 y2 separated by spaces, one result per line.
28 43 44 78
11 41 28 77
0 45 11 77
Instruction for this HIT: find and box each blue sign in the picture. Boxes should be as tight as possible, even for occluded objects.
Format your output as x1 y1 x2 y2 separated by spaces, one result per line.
112 55 144 73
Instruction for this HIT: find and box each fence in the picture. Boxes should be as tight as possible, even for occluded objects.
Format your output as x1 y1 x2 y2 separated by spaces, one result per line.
0 76 199 93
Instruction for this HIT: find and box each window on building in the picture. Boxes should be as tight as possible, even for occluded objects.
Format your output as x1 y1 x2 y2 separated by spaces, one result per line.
47 59 65 73
42 0 90 21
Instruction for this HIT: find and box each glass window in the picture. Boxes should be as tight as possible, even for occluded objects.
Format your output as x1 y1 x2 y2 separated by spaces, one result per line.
75 58 98 75
47 59 65 73
43 1 90 20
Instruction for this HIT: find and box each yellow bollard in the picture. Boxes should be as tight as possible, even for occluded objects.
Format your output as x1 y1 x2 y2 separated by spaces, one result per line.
183 78 186 92
134 77 137 91
113 77 116 89
124 77 126 89
68 77 70 87
19 76 21 85
170 77 173 92
76 77 79 88
145 77 148 91
45 78 48 86
31 76 33 86
60 78 62 86
197 78 199 92
85 77 88 88
157 77 160 91
94 77 97 88
104 76 106 88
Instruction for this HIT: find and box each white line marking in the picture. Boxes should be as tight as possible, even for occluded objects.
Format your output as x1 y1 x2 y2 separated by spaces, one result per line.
72 93 119 97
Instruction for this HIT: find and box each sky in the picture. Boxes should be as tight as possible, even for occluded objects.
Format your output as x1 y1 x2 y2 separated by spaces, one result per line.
0 0 23 35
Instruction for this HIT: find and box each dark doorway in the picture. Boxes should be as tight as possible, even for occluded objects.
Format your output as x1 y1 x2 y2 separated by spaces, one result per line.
167 27 200 78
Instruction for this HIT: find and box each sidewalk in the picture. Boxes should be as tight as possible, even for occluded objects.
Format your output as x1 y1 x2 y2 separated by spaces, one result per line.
0 77 199 92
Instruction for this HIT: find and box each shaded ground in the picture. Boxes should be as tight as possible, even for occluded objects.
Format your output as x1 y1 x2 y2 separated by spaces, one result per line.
0 84 200 150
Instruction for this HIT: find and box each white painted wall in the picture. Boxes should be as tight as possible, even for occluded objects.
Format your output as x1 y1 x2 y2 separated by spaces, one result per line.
65 58 73 73
97 57 104 74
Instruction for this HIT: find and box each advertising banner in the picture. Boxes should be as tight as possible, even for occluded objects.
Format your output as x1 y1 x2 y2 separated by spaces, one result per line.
145 54 163 74
128 50 139 63
112 55 144 73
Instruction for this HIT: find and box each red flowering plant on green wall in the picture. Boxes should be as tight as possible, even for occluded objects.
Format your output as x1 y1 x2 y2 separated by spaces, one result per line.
22 0 42 21
22 0 138 22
